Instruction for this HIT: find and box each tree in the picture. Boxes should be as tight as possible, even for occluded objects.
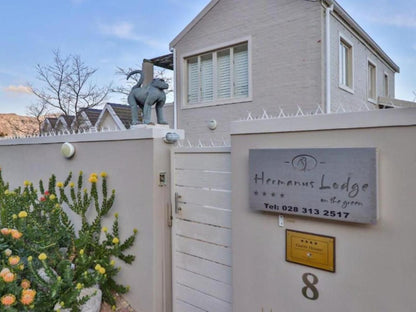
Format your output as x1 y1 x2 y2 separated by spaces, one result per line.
30 50 111 131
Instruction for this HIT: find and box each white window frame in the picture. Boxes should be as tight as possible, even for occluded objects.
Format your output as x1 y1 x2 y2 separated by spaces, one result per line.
338 34 354 94
383 72 389 98
181 37 252 109
367 58 377 104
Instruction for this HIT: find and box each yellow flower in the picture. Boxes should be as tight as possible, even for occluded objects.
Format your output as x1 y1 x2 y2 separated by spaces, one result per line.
18 211 28 218
19 264 24 270
102 227 108 233
4 249 12 257
110 260 115 266
23 180 30 186
133 228 138 234
0 268 10 278
55 203 61 209
112 237 119 244
114 213 119 218
8 255 20 266
12 214 17 220
1 228 11 235
38 253 47 261
112 305 116 311
4 190 9 195
21 289 36 305
76 283 83 290
100 171 107 178
49 194 56 200
28 256 33 262
79 249 84 255
1 294 16 306
69 182 75 188
56 182 64 188
10 229 23 239
95 264 102 271
99 267 106 274
3 272 15 282
21 279 31 289
88 175 98 183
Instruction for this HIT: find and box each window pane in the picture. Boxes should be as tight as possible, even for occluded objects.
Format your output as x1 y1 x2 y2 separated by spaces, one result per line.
368 62 376 100
200 54 213 102
233 43 248 97
217 49 231 99
384 74 388 97
339 39 352 88
187 57 199 104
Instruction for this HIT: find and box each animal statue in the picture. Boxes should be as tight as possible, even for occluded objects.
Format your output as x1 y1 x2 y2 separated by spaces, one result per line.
127 69 169 125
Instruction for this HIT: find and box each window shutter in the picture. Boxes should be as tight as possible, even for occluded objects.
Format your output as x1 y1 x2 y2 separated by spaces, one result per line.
187 57 199 104
200 54 213 102
233 43 248 97
217 49 231 99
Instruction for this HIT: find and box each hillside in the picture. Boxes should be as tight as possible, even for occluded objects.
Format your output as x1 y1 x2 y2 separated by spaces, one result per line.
0 114 40 137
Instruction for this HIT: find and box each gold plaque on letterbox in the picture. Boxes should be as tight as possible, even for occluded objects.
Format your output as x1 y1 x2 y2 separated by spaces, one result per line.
286 230 335 272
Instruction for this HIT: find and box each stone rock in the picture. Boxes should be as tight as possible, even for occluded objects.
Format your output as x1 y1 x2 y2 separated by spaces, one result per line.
53 287 102 312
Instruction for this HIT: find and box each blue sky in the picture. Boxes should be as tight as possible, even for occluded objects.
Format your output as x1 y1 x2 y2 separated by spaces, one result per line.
0 0 415 115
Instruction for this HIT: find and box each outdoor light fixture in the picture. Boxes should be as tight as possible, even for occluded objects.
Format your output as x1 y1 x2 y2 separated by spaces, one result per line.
164 132 180 144
208 119 217 130
61 142 75 159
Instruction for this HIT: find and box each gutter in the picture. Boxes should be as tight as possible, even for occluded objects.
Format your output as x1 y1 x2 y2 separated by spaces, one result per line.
324 1 334 113
170 47 178 129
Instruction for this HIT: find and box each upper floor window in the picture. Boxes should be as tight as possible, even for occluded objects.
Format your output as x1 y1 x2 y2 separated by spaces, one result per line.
339 37 353 91
367 61 376 102
383 73 389 97
186 42 249 105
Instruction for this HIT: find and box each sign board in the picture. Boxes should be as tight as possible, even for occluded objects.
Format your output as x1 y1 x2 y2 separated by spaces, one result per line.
249 148 377 224
286 230 335 272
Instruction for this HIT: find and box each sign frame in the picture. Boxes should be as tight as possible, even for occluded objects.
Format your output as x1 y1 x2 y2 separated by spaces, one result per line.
286 229 336 272
249 148 378 224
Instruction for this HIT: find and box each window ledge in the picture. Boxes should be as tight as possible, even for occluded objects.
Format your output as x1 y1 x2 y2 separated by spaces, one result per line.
339 84 354 94
182 96 253 109
368 98 377 105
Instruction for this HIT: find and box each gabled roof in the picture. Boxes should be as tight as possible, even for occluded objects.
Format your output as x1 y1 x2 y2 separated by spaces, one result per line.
56 115 74 127
169 0 399 73
44 117 58 128
95 103 131 130
82 108 102 125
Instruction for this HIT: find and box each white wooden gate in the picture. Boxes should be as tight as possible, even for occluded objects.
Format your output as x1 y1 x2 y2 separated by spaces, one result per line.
171 147 232 312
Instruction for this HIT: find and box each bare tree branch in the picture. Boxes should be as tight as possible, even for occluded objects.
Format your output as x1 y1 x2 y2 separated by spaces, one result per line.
29 50 111 131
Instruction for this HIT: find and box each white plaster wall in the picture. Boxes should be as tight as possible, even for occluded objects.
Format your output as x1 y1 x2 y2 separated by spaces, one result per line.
173 0 323 140
230 109 416 311
0 130 173 312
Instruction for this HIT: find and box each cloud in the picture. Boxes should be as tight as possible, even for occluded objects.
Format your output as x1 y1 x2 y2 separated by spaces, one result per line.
97 21 167 49
3 85 32 94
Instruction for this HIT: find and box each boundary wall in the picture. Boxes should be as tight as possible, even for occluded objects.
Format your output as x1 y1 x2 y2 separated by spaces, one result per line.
0 126 183 312
230 108 416 311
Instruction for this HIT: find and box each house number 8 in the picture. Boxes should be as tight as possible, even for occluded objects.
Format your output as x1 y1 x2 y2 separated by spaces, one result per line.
301 273 319 300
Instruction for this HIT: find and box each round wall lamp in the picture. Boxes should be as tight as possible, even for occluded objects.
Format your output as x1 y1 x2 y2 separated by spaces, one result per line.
61 142 76 159
208 119 217 130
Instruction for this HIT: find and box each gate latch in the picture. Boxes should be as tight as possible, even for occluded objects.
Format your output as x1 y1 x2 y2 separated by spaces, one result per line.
175 192 182 214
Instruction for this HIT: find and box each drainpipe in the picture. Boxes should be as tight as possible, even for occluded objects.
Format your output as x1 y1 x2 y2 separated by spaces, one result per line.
324 0 334 114
170 47 178 129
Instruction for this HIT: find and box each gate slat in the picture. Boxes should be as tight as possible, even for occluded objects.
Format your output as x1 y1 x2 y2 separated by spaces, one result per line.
176 219 231 246
175 153 230 171
176 236 231 266
176 284 232 312
176 186 230 209
176 300 207 312
176 267 232 303
176 252 231 285
175 170 231 190
178 203 231 228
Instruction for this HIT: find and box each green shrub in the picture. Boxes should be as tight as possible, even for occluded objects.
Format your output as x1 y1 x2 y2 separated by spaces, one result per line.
0 169 137 311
